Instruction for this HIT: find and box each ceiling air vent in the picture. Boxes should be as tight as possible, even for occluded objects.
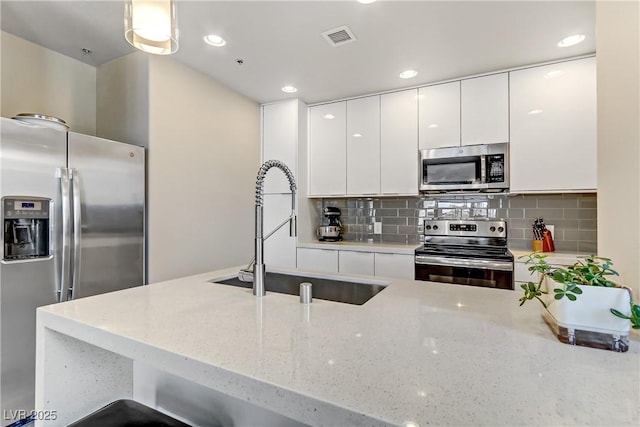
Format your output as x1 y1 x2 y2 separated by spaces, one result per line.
321 25 357 47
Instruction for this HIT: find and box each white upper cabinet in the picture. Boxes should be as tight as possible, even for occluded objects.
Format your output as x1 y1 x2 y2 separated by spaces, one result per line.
418 81 461 149
347 96 380 195
308 102 346 196
461 73 509 146
262 100 298 193
509 57 596 192
380 89 419 195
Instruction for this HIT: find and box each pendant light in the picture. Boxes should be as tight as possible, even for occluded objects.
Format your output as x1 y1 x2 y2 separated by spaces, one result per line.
124 0 178 55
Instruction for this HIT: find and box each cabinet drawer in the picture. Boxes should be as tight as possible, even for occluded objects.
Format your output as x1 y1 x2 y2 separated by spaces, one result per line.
296 248 339 274
339 251 375 276
374 253 414 280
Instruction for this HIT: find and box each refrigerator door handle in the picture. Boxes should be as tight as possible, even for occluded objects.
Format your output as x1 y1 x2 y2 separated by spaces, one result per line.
56 167 72 302
69 168 82 300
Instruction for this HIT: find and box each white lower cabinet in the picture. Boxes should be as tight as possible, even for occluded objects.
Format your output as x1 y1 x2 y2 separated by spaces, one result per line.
296 248 339 274
514 260 539 286
374 253 415 280
339 251 375 276
297 247 415 279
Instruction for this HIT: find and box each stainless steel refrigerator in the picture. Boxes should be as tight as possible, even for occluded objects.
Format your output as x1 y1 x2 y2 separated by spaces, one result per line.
0 117 145 422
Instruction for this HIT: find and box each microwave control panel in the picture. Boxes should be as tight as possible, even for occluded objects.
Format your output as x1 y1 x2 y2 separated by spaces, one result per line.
486 154 505 183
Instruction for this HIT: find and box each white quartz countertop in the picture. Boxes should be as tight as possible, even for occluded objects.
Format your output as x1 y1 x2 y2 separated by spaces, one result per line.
298 240 420 254
37 266 640 426
511 249 590 265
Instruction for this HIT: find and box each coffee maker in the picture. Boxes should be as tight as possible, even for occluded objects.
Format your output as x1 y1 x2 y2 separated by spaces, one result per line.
317 207 342 242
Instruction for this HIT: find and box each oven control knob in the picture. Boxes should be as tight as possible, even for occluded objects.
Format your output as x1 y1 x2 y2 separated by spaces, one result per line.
498 226 504 233
490 226 496 232
425 225 432 230
433 225 439 230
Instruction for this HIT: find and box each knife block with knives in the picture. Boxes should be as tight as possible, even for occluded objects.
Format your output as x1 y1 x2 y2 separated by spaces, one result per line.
532 218 555 252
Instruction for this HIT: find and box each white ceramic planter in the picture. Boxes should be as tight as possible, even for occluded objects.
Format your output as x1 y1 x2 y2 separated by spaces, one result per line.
542 278 632 351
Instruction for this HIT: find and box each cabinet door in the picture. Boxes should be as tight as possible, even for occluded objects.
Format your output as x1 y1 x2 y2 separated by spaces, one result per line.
262 100 298 194
514 261 539 284
308 102 346 196
461 73 509 146
380 89 419 195
418 81 461 149
297 248 339 273
374 253 414 280
264 194 296 268
510 58 596 192
347 96 380 195
339 251 375 276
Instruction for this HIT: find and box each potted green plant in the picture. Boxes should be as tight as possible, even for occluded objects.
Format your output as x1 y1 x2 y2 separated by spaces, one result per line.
518 253 640 352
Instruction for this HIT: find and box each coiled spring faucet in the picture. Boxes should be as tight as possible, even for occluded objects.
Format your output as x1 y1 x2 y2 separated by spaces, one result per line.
240 160 297 296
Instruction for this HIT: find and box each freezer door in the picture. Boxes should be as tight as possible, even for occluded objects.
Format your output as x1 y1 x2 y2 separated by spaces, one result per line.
0 118 67 417
67 132 145 299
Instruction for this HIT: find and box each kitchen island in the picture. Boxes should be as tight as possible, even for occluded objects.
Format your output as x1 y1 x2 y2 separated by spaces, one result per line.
35 266 639 426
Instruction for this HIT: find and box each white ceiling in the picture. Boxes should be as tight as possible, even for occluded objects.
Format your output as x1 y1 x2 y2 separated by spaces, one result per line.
1 1 596 105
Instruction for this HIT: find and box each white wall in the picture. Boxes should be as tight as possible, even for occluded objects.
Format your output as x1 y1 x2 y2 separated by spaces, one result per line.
96 54 260 283
96 52 149 147
0 31 96 134
147 56 260 282
596 1 640 296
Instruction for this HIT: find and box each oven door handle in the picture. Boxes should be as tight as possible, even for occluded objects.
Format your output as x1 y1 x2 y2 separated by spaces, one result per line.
415 255 513 271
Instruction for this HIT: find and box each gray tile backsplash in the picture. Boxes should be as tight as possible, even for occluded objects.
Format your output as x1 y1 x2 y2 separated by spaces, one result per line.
317 193 598 251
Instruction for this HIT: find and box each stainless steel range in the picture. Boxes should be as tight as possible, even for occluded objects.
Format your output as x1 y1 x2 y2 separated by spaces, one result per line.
415 219 514 290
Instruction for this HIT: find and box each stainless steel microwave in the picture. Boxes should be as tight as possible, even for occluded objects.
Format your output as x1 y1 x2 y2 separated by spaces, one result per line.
419 143 509 193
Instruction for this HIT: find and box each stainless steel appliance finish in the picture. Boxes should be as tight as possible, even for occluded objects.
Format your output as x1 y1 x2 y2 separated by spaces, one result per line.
0 117 145 421
415 219 514 290
419 143 509 193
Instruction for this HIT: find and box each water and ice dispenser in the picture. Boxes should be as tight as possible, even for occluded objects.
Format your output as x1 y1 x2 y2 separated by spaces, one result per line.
2 197 51 260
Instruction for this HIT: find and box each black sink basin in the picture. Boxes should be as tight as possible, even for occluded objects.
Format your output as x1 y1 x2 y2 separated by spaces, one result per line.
211 272 387 305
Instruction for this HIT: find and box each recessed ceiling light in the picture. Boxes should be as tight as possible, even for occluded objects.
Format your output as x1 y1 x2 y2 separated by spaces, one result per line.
352 133 363 138
557 34 585 48
358 0 377 4
528 109 544 115
323 114 335 120
399 70 418 79
204 34 226 47
281 85 297 93
428 124 439 128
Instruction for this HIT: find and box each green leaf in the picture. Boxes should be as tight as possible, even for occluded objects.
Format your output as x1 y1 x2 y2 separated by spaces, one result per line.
554 293 564 300
566 294 577 301
610 308 629 319
571 286 583 295
553 288 564 293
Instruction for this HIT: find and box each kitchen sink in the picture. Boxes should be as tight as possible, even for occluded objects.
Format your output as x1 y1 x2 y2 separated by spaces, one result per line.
210 272 388 305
